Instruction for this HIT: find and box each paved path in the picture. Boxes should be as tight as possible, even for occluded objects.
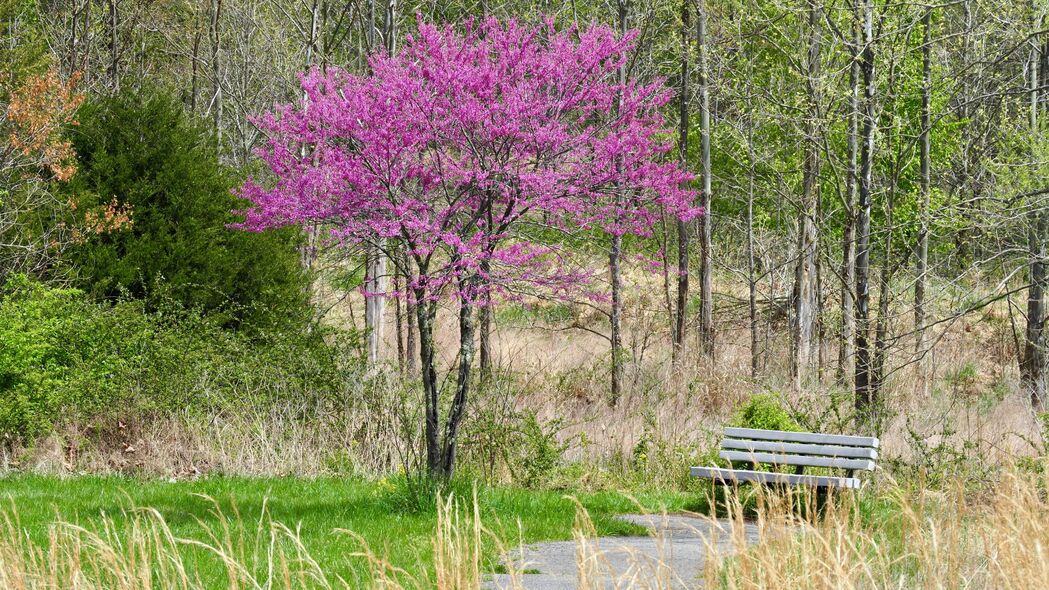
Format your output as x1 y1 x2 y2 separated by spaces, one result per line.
485 514 762 590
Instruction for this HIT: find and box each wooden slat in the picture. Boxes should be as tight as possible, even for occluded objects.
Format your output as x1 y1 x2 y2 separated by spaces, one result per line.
721 438 878 460
719 450 876 472
691 467 861 489
724 427 879 449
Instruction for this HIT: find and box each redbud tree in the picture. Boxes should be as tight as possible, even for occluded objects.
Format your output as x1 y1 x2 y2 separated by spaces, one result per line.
238 17 699 478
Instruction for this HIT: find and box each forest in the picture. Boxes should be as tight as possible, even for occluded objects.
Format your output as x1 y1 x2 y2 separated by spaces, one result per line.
2 0 1049 588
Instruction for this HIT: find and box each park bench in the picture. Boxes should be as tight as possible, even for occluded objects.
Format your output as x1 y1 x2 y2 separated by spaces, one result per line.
691 427 879 490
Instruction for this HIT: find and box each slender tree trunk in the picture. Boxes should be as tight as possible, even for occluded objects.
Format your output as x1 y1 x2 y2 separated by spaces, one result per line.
81 0 92 85
746 103 759 379
394 266 405 372
406 294 417 374
697 0 714 359
365 249 387 366
415 294 440 474
209 0 223 145
108 0 118 91
815 229 827 380
1023 29 1048 411
955 1 974 261
661 216 674 336
300 0 322 274
365 1 396 366
872 182 895 394
838 6 860 386
608 0 628 406
854 0 876 419
306 0 319 66
405 249 417 375
610 233 624 405
383 0 397 53
792 0 821 392
1023 213 1048 411
68 1 78 77
914 7 932 394
479 257 492 379
367 0 375 52
440 281 475 478
190 14 201 113
673 0 691 362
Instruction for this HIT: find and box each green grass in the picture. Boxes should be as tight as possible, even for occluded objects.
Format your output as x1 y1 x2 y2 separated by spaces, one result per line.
0 474 694 586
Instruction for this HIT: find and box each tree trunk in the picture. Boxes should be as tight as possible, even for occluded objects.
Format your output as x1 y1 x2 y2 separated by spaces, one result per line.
364 0 396 367
872 182 895 394
440 282 475 478
406 274 417 375
914 7 932 394
394 266 405 372
415 294 440 474
747 103 759 379
673 0 691 362
1023 212 1048 411
609 0 628 406
68 1 79 78
383 0 397 54
479 257 492 379
697 0 714 359
209 0 224 145
854 0 876 419
792 0 821 392
610 232 624 405
108 0 119 91
190 14 202 113
1023 30 1048 411
82 0 92 85
367 0 375 51
300 0 322 274
365 249 386 366
838 5 860 386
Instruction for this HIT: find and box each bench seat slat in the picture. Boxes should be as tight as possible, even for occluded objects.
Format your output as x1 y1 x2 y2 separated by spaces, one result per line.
725 427 879 449
721 439 878 460
691 466 861 489
719 450 876 472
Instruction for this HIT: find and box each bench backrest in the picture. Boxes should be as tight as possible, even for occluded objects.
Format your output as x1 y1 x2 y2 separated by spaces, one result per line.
719 427 879 473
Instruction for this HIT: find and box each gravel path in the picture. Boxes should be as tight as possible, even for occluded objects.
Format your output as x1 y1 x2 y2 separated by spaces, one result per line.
484 514 762 590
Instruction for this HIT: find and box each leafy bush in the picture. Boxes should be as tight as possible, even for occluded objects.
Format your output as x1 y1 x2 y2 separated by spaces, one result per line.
512 413 567 488
0 276 347 445
730 393 802 432
61 89 307 330
458 396 566 489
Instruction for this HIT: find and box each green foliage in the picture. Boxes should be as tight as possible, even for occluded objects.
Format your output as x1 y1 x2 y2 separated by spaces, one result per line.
62 89 307 330
0 275 86 440
0 276 344 445
729 393 802 432
496 302 577 327
512 413 567 488
0 0 48 91
460 396 567 490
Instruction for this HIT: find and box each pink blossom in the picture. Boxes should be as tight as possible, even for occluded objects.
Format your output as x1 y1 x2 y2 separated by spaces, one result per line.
237 16 700 305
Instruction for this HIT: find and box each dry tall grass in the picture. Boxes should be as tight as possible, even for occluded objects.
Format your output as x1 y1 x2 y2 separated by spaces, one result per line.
7 264 1041 487
705 469 1049 589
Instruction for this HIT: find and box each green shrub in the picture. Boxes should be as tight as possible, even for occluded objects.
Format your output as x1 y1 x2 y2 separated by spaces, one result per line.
514 413 567 488
0 276 87 440
0 276 348 445
459 398 566 489
61 89 308 330
729 393 802 432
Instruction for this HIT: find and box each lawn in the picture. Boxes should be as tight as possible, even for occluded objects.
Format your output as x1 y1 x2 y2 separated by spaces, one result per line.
0 475 698 587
